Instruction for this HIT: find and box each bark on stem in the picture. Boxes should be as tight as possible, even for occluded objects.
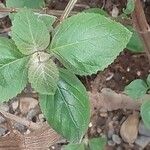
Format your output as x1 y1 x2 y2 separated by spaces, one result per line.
132 0 150 63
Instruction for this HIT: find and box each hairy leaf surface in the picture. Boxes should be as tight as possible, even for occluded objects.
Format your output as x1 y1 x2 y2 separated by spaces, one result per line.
12 10 50 55
0 37 29 102
39 69 90 142
50 13 132 75
28 52 59 95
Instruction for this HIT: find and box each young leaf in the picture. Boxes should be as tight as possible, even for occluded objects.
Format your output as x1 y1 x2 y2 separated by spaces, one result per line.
123 0 135 15
11 10 50 55
6 0 45 20
0 37 29 102
28 52 59 95
50 13 132 75
63 143 85 150
39 69 90 142
126 26 144 52
84 8 109 17
35 13 56 30
6 0 45 9
89 137 107 150
141 100 150 128
124 79 148 100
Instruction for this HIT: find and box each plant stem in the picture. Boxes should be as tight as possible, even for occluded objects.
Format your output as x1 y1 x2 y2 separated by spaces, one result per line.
132 0 150 63
0 7 78 17
59 0 78 22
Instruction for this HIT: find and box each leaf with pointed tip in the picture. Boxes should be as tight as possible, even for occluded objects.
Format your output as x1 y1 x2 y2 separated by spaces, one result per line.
39 69 90 142
12 10 50 55
28 52 59 95
50 13 132 75
124 79 148 100
0 37 29 102
126 26 144 52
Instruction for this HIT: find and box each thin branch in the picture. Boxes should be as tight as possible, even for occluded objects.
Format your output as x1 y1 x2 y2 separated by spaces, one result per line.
0 7 78 17
132 0 150 62
59 0 78 22
0 110 41 130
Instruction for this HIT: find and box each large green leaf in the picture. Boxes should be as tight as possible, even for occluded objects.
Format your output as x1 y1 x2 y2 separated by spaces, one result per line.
0 37 29 102
63 143 85 150
126 26 144 52
50 13 132 75
124 79 148 100
39 69 90 142
89 137 107 150
28 52 59 95
6 0 45 9
141 100 150 128
11 10 50 55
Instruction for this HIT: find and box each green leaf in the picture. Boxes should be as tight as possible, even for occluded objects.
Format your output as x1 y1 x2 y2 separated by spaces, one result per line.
123 0 135 15
39 69 90 142
35 13 56 30
11 10 50 55
50 13 132 75
147 74 150 88
28 52 59 95
126 26 144 52
84 8 109 17
141 100 150 128
0 37 29 102
124 79 148 99
6 0 45 9
6 0 45 20
63 143 85 150
89 137 107 150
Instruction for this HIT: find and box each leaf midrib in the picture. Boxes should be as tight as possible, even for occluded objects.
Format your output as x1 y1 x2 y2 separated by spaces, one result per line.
51 33 122 52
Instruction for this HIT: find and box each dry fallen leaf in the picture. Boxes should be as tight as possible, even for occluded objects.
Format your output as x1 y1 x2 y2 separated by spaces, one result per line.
120 112 139 144
0 123 61 150
89 88 142 113
19 97 38 115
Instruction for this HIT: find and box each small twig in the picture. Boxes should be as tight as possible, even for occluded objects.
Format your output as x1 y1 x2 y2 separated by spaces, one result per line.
132 0 150 63
0 7 78 17
59 0 78 22
0 110 41 130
